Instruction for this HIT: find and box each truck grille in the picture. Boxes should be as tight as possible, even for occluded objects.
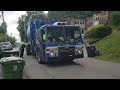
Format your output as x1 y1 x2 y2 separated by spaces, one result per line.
58 46 75 56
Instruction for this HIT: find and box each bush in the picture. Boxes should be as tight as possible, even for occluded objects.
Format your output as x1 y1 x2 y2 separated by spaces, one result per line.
7 35 16 45
84 31 91 39
85 25 112 39
117 26 120 32
87 38 101 44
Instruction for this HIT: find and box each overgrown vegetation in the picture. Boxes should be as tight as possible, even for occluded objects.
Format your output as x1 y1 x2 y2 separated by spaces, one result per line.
84 25 112 44
86 11 120 63
94 30 120 62
48 11 101 21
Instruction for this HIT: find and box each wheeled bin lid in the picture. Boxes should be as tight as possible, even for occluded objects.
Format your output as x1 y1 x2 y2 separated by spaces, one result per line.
0 56 25 64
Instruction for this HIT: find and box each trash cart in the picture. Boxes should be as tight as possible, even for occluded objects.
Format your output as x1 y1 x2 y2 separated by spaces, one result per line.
86 46 96 57
0 57 25 79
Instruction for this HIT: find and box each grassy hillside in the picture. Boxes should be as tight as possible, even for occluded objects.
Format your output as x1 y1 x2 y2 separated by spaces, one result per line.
93 29 120 63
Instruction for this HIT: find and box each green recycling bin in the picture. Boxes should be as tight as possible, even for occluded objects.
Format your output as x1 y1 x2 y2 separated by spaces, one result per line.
0 57 25 79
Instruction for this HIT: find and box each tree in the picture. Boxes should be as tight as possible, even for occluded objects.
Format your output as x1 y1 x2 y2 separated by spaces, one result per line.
17 11 47 42
48 11 101 21
0 22 16 44
17 16 25 41
0 22 7 34
7 35 16 44
108 11 120 27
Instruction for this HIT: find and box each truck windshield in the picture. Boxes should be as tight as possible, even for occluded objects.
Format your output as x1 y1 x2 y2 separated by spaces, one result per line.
65 26 82 43
47 26 65 43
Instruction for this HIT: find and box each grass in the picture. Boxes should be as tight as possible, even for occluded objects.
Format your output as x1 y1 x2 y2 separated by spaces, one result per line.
93 29 120 63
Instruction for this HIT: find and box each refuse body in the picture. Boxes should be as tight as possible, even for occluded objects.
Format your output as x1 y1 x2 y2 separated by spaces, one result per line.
86 46 96 57
1 49 20 58
0 57 25 79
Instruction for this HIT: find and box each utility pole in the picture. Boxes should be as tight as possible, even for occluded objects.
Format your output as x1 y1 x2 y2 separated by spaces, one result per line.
1 11 7 42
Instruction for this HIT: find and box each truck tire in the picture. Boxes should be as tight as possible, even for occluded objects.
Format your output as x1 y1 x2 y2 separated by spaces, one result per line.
26 45 31 55
37 47 45 64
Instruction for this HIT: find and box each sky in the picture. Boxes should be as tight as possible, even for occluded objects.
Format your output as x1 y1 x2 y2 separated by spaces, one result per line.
0 11 48 42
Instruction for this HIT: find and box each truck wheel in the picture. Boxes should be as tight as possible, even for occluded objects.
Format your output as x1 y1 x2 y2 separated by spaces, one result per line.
37 48 45 64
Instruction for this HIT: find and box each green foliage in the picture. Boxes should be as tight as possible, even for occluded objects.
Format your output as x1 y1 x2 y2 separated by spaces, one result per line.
0 22 16 44
108 11 120 27
17 11 47 41
117 26 120 31
17 16 25 41
7 35 16 44
48 11 101 21
0 22 7 34
84 11 120 62
0 34 16 44
87 38 101 44
85 25 112 39
0 33 6 42
94 30 120 62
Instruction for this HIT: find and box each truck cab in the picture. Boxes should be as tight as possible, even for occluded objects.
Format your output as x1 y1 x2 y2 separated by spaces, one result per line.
35 25 84 63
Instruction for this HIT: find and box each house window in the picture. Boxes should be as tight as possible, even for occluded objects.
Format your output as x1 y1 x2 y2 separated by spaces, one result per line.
83 21 85 25
77 21 79 24
75 21 79 24
98 17 99 20
80 21 82 24
96 17 98 21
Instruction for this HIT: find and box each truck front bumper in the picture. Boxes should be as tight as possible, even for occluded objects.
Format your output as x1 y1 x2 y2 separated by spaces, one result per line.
48 54 84 62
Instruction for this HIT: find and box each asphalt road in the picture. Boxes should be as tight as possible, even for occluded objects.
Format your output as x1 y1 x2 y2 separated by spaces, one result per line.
23 47 120 79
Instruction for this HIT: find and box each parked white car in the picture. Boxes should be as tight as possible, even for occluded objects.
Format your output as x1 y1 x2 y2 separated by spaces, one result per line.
1 42 13 50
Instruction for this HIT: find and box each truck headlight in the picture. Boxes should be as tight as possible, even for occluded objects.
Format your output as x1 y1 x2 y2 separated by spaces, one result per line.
75 46 83 55
46 47 58 57
49 50 56 57
76 50 82 55
49 52 55 57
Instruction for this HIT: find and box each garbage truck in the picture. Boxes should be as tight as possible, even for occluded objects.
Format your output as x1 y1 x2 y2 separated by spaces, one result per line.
25 18 84 64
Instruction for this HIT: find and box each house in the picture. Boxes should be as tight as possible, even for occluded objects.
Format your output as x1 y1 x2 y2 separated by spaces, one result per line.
65 11 108 34
93 11 108 25
85 17 93 29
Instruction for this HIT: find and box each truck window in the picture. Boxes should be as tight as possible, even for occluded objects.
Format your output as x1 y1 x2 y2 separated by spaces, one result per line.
65 26 82 42
40 29 45 42
47 26 65 43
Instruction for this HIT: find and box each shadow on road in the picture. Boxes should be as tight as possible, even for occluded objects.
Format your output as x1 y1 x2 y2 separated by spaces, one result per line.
45 60 85 68
31 56 85 68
